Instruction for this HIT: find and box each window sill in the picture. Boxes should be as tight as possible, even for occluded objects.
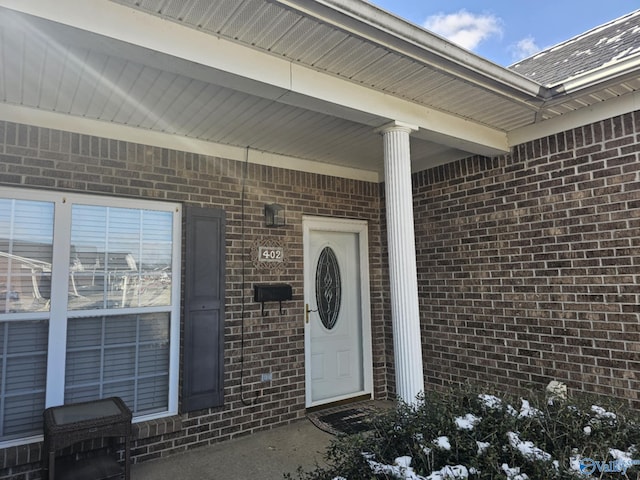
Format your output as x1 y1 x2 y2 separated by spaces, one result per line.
133 415 182 440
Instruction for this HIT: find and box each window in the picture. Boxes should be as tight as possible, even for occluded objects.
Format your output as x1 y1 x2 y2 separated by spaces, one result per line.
0 187 181 445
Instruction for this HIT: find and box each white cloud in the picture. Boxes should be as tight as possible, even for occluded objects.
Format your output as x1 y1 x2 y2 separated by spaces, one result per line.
510 36 542 62
424 9 503 51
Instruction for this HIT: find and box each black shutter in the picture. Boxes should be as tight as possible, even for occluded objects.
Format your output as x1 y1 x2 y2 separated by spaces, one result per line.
182 206 226 412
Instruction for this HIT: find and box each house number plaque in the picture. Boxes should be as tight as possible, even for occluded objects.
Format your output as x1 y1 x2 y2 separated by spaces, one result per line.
251 238 286 271
259 246 284 262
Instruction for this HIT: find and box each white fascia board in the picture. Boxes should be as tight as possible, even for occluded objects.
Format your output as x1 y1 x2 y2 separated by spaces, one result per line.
0 0 509 156
281 0 546 100
551 54 640 94
0 104 380 182
508 90 640 147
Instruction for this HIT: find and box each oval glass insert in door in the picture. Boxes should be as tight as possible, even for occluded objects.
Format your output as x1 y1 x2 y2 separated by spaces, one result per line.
315 246 341 330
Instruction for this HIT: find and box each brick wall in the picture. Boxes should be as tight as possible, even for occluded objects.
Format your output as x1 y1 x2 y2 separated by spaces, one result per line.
5 108 640 477
0 121 389 478
413 112 640 405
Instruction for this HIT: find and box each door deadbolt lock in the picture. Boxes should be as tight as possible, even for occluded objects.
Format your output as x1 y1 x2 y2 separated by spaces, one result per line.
305 303 317 323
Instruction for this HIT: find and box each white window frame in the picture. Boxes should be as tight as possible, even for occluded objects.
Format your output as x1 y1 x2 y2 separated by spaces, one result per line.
0 186 181 447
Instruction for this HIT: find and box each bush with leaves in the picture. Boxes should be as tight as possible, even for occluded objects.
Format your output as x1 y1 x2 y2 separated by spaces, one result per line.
285 385 640 479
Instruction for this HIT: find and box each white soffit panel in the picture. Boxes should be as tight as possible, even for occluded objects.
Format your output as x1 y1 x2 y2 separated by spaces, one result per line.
109 0 541 131
0 6 390 175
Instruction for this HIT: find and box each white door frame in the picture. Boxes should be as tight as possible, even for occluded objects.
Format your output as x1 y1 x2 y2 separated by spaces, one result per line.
303 215 373 408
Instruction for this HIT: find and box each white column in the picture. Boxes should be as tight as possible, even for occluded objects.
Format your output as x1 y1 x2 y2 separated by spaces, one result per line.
378 121 424 404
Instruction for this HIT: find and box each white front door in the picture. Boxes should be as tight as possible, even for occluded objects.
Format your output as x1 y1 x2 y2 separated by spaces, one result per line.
303 217 373 407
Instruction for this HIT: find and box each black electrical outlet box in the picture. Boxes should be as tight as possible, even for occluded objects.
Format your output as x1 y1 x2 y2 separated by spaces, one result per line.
253 284 292 302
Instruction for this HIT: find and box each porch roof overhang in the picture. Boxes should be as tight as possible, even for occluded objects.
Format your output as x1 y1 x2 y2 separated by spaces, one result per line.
0 0 639 182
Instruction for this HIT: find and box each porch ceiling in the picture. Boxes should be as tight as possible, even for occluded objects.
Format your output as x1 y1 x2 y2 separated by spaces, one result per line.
110 0 544 130
0 4 466 179
0 13 388 167
0 0 638 181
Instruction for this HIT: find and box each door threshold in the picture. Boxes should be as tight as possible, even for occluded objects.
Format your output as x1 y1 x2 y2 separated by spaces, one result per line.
306 394 372 413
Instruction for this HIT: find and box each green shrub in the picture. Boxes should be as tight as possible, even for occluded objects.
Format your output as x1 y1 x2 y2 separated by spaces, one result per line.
286 385 640 479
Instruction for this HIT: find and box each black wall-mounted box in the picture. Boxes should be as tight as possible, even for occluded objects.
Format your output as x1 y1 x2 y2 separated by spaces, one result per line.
253 284 293 303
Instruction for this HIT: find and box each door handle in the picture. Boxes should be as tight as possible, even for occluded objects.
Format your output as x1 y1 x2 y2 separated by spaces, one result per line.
305 304 317 324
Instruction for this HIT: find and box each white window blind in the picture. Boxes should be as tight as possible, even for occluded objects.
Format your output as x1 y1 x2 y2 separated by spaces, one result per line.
0 199 53 314
68 206 173 310
0 198 53 442
0 320 48 440
65 313 170 414
0 189 180 445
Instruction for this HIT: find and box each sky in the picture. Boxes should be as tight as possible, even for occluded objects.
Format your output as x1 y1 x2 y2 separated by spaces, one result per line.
368 1 640 66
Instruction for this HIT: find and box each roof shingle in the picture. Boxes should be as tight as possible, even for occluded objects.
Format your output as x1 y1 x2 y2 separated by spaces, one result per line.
509 9 640 86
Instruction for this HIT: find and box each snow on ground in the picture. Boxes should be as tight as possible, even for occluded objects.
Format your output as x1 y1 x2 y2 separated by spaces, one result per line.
501 463 529 480
368 456 422 480
518 399 543 418
569 453 583 473
610 446 638 469
425 464 471 479
506 404 518 416
365 454 418 479
610 447 635 461
507 431 552 462
478 394 502 409
591 405 617 421
434 436 451 450
476 441 490 455
367 455 472 480
455 414 481 430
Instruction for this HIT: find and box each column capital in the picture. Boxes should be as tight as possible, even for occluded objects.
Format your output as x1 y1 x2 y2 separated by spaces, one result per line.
375 120 419 135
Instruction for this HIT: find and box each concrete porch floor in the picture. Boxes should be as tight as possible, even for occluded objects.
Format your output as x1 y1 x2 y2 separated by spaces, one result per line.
132 419 333 480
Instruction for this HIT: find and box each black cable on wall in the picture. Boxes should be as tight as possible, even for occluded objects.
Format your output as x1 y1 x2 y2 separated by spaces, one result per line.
240 147 258 406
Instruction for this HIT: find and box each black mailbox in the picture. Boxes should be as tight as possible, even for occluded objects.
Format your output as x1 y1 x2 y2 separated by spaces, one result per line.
254 284 292 302
254 284 292 315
